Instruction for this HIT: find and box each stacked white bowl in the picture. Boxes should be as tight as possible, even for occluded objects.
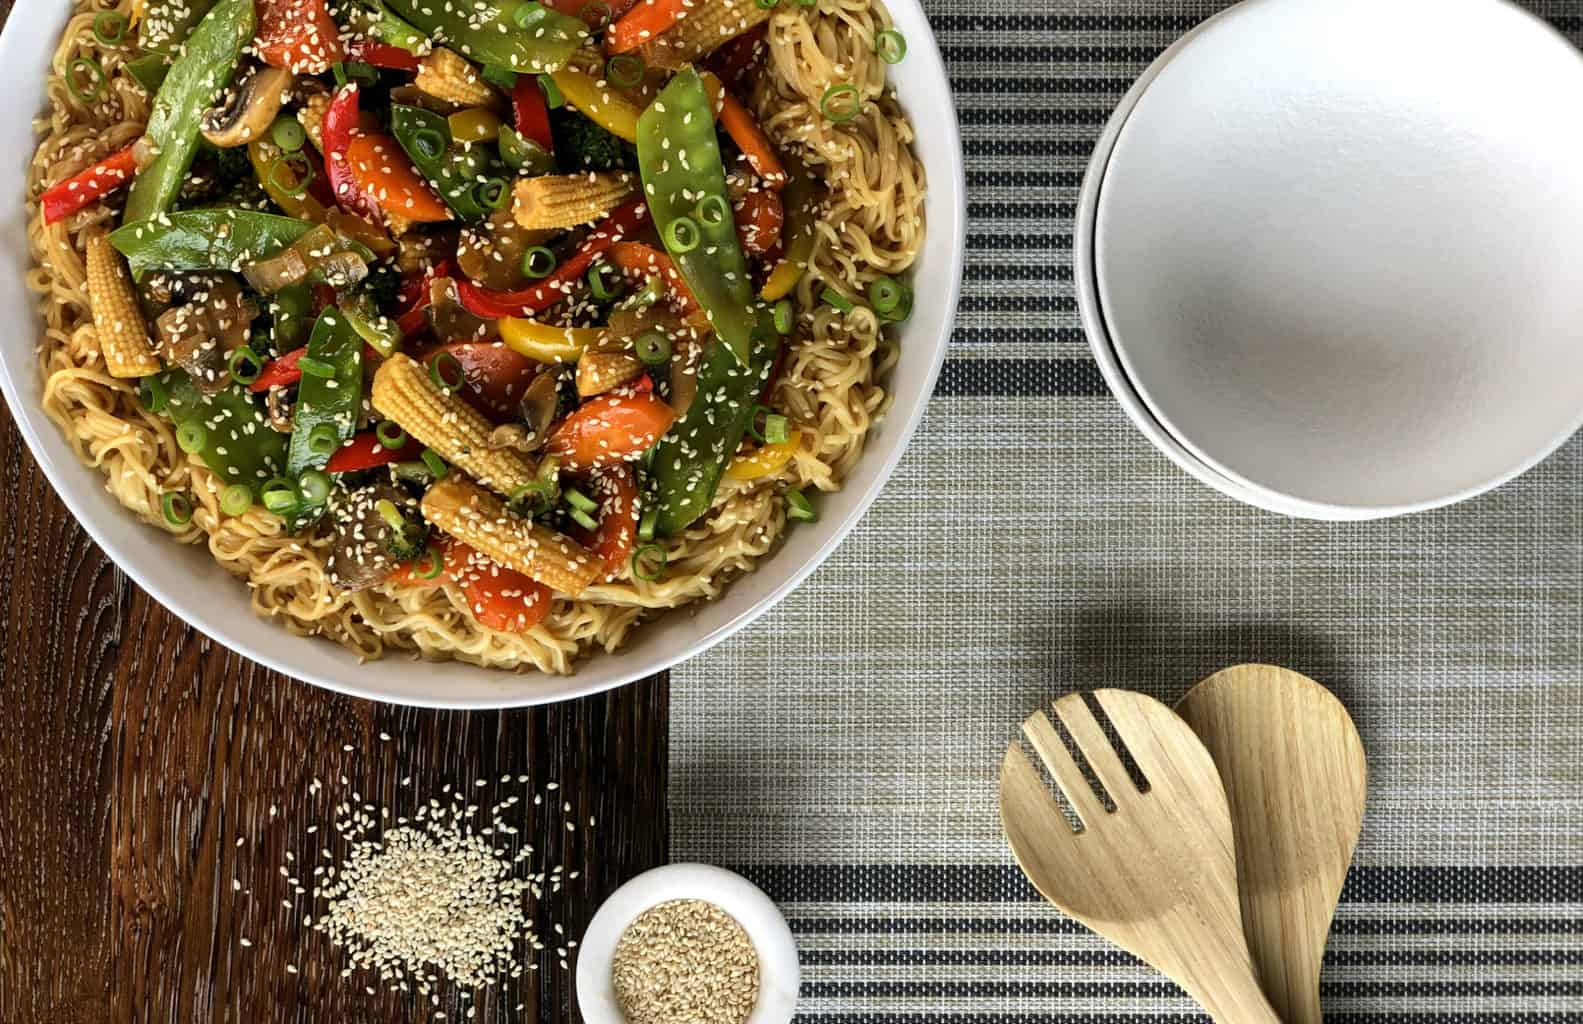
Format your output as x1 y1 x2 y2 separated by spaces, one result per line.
1076 0 1583 519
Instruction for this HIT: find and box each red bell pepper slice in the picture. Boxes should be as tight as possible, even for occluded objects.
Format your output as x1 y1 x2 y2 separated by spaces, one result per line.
454 198 651 318
544 391 676 471
571 465 641 581
512 74 555 152
41 144 137 225
392 538 552 631
605 240 698 315
258 0 345 75
705 23 766 89
323 84 382 222
345 40 421 72
324 430 424 473
395 260 454 336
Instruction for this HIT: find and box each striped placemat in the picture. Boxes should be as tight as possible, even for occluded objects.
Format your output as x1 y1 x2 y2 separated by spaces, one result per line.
672 1 1583 1019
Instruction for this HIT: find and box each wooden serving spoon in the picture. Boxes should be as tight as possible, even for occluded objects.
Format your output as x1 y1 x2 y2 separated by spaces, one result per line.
1000 689 1280 1023
1176 664 1368 1024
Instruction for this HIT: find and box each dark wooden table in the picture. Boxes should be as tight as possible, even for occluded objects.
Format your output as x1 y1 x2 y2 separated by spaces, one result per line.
0 7 669 1016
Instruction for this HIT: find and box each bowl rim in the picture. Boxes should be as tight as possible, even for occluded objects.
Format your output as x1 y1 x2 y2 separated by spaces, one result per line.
0 0 966 708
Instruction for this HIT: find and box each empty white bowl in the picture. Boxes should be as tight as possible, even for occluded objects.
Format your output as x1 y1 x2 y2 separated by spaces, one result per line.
1089 0 1583 517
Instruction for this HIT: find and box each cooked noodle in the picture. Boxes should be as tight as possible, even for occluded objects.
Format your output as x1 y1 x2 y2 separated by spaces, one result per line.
27 0 925 673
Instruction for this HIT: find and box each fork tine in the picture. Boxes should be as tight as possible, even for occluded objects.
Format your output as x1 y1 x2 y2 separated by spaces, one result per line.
1053 695 1138 800
1001 741 1077 834
1022 710 1108 827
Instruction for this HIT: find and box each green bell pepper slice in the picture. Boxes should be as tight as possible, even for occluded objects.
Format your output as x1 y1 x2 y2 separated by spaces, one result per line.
342 293 404 358
124 0 255 224
384 0 586 73
390 105 508 222
637 67 761 366
137 0 219 56
648 309 781 536
110 210 314 278
287 309 367 481
159 371 287 488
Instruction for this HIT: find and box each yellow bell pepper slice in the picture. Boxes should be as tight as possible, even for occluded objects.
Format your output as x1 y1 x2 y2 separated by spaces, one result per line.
249 141 329 222
449 108 503 144
760 258 806 302
552 68 643 144
500 318 605 364
725 432 804 482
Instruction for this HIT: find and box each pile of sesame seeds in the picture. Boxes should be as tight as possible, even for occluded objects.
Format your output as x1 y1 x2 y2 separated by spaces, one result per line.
234 770 590 1019
611 899 760 1024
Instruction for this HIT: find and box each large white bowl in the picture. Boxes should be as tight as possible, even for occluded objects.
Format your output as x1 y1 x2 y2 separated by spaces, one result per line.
1091 0 1583 518
0 2 965 708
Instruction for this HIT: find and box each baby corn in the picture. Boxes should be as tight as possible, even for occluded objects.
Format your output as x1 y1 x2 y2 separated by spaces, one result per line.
642 0 771 69
576 349 646 397
513 172 637 231
299 91 330 152
85 228 160 379
416 49 499 109
371 354 538 494
422 475 602 596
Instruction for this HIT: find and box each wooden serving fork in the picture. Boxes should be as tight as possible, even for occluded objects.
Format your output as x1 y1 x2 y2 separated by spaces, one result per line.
999 689 1280 1023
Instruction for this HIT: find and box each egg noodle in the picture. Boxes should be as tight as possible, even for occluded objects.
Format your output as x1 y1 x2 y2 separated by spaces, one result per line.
28 0 924 673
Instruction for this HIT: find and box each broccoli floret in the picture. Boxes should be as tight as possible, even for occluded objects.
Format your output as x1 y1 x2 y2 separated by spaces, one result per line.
553 112 634 172
382 515 430 562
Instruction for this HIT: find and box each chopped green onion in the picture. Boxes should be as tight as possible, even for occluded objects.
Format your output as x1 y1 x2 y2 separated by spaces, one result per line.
785 487 817 521
772 298 795 335
392 460 434 485
638 506 659 542
606 54 645 89
875 28 907 64
375 421 408 450
763 413 790 445
617 274 663 311
430 352 465 392
634 328 671 366
138 375 169 413
93 11 128 46
375 498 407 532
268 152 314 197
665 216 700 254
308 422 340 457
631 543 667 581
412 127 447 162
481 63 520 89
261 477 296 515
297 355 336 379
565 487 598 514
415 545 445 579
510 480 555 511
475 178 510 211
220 483 253 517
522 245 558 279
568 507 598 531
819 83 860 123
227 346 263 386
755 0 777 8
68 58 106 105
420 448 449 479
821 286 856 314
271 116 306 152
537 74 564 109
296 469 332 506
514 3 547 27
176 421 206 454
748 404 772 443
587 262 624 302
161 491 192 527
696 194 730 227
867 275 908 316
579 0 613 29
798 0 816 6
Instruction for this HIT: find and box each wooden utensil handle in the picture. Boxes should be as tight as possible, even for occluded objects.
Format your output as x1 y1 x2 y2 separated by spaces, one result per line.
1190 968 1284 1024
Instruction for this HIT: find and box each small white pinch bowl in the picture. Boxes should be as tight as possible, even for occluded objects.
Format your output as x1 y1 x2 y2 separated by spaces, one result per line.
1085 0 1583 518
576 864 800 1024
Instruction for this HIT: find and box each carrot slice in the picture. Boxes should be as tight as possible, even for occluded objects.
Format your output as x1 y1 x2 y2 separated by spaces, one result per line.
570 466 641 581
545 391 677 471
346 133 452 223
701 70 786 188
733 189 783 257
605 240 698 315
607 0 688 54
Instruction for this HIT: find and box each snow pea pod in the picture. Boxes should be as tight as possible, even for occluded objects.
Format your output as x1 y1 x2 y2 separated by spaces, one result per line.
110 209 314 278
286 309 367 482
647 308 780 536
636 67 760 366
390 105 505 222
383 0 586 73
336 0 431 53
157 370 287 488
124 0 255 224
137 0 218 56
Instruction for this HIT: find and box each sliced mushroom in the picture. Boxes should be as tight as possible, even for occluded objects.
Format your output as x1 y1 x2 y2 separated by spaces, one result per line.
325 483 427 592
512 370 563 452
201 67 296 149
265 385 294 433
457 209 559 291
153 277 260 394
488 423 537 453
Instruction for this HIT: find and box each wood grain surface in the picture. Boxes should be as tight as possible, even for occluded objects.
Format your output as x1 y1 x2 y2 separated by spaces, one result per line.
0 5 670 1015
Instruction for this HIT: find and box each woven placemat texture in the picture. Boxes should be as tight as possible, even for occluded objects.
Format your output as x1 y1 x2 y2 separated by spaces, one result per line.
672 1 1583 1018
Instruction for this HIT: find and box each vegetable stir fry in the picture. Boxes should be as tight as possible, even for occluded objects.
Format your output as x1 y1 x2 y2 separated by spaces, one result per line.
44 0 916 642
